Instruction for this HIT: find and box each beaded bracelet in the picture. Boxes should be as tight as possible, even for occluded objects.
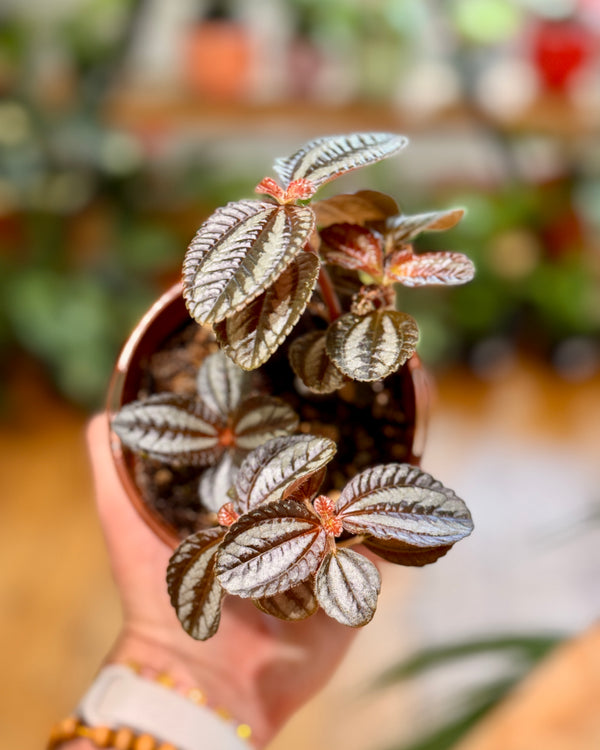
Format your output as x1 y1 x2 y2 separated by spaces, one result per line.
120 660 253 744
47 662 253 750
47 715 176 749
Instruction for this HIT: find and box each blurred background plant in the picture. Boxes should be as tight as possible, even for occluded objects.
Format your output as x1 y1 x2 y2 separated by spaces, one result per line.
1 0 599 407
375 632 566 750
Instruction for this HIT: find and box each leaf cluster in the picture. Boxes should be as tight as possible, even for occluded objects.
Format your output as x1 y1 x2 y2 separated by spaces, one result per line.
111 350 298 512
167 434 473 640
182 132 475 390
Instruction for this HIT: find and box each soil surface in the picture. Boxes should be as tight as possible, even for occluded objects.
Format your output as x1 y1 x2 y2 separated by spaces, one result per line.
129 316 417 540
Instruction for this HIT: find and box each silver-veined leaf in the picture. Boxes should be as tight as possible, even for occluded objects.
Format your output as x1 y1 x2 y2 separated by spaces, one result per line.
289 330 345 394
231 395 299 452
196 350 248 418
386 208 465 243
312 190 399 228
336 463 473 547
253 578 318 621
315 548 381 627
111 393 224 467
387 250 475 287
326 310 419 382
273 133 408 191
215 499 328 598
198 452 237 514
363 537 452 567
167 528 226 641
234 434 337 513
213 252 320 370
183 200 314 325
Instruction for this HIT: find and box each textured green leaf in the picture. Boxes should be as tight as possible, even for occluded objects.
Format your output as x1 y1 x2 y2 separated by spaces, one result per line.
326 309 419 381
386 208 465 243
273 133 408 190
315 548 381 627
196 350 248 418
167 528 226 640
234 434 337 513
253 578 318 621
111 393 224 467
312 190 399 228
288 330 345 394
231 395 299 452
215 500 328 598
213 251 320 370
336 463 473 547
183 200 314 324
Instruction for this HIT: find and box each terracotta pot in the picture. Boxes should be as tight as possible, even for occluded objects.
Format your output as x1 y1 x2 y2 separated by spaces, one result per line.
107 282 431 549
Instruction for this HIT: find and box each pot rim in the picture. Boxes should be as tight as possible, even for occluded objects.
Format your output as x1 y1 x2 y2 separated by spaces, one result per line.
107 283 185 550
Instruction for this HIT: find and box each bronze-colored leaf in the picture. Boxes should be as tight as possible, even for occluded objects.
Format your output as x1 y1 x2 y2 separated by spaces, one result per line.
320 224 383 276
326 310 419 382
215 500 328 599
336 463 473 548
387 250 475 287
111 393 224 467
288 330 346 394
315 548 381 627
253 578 318 621
196 350 248 418
183 200 314 325
213 252 320 370
273 133 408 190
363 537 452 567
167 528 226 641
234 434 337 513
386 208 465 244
198 452 237 514
231 395 299 452
312 190 399 228
282 466 328 503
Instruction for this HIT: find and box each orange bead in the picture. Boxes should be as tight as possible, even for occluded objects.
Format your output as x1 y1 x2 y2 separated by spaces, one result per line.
90 726 114 747
113 727 135 749
134 733 156 750
59 717 78 735
156 673 175 689
157 744 178 750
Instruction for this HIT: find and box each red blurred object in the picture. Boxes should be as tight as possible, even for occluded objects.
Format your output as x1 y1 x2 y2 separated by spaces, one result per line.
530 18 597 91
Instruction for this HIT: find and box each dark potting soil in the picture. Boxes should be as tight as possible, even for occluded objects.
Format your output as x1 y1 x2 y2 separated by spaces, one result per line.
131 317 418 541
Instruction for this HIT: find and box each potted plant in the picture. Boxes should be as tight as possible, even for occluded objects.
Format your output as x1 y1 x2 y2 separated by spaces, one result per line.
109 132 475 641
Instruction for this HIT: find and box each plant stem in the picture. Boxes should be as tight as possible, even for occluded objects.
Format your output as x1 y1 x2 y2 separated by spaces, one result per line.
318 266 343 322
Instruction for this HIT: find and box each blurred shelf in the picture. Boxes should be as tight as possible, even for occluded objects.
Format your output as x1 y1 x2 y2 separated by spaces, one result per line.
105 89 600 139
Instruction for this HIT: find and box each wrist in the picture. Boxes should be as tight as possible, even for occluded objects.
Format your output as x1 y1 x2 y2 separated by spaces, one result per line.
104 627 275 748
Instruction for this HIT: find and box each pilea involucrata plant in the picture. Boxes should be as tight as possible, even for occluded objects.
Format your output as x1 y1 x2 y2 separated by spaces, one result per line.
167 434 473 640
111 132 476 641
183 131 474 387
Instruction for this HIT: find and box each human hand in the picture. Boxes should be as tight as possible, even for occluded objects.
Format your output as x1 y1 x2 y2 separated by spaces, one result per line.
87 415 358 747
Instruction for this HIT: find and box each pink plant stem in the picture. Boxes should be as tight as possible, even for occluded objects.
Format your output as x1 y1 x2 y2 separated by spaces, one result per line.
318 266 343 322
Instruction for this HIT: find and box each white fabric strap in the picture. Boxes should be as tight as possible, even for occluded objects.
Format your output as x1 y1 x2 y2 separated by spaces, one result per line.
77 664 248 750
